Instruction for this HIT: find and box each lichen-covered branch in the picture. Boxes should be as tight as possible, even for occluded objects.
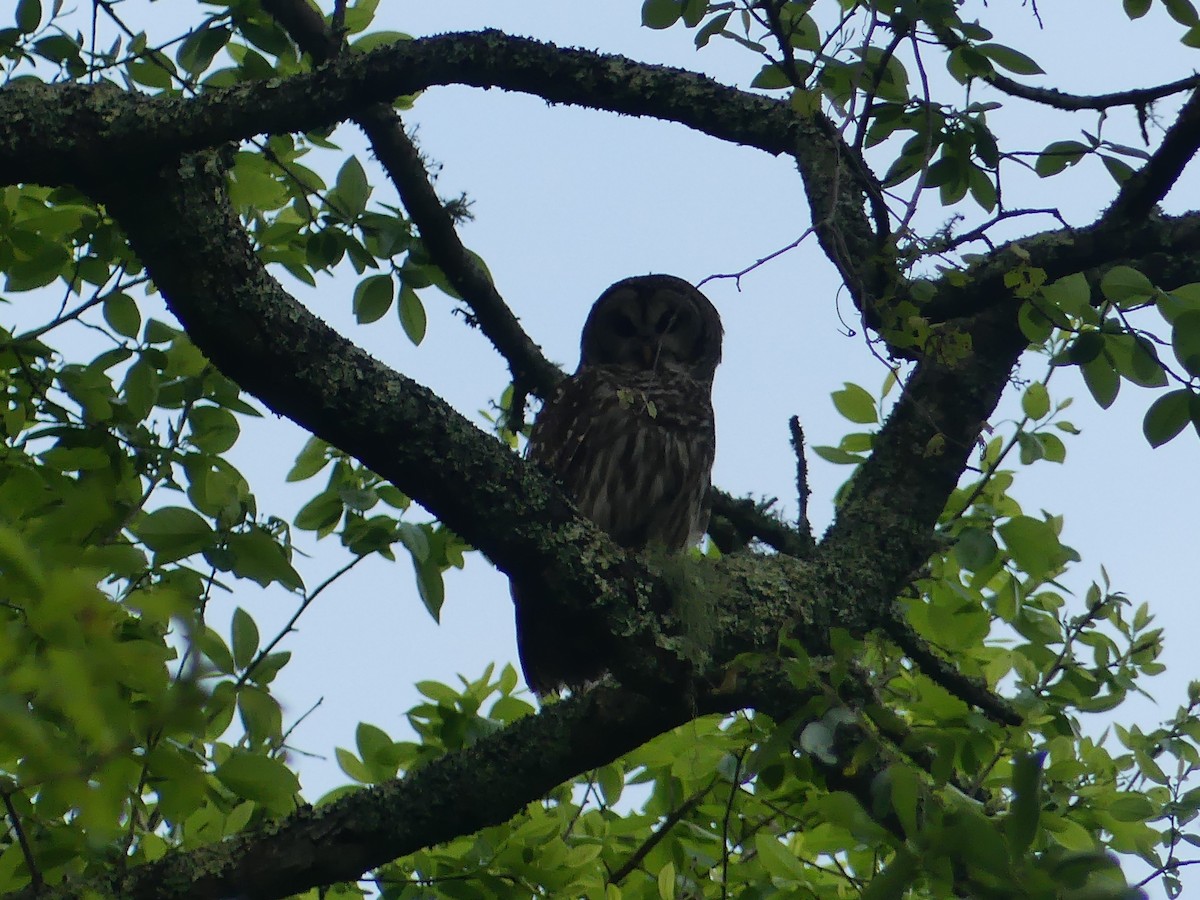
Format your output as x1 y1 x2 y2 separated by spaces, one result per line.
258 1 564 398
0 29 893 322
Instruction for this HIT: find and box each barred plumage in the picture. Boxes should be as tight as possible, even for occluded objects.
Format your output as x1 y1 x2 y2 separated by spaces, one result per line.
513 274 722 696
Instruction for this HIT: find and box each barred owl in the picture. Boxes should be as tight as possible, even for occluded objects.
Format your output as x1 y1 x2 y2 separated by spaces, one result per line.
514 274 723 696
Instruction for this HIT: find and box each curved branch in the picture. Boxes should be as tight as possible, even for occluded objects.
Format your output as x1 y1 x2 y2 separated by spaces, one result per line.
919 212 1200 324
931 23 1200 111
257 0 564 398
0 129 1025 899
0 29 894 322
985 71 1200 112
1107 88 1200 222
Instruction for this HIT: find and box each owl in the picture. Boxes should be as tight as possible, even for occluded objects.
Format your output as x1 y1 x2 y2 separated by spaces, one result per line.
513 274 723 696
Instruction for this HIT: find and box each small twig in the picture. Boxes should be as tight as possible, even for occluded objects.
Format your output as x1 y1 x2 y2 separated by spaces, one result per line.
606 778 714 885
787 416 815 551
720 752 745 900
884 617 1022 725
280 697 324 748
933 22 1200 112
1135 858 1200 889
563 774 596 840
233 555 367 690
698 225 817 290
929 207 1070 256
2 790 41 892
15 274 148 342
709 491 813 558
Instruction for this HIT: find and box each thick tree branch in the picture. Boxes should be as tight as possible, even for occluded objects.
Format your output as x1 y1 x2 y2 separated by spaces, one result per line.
919 213 1200 324
0 29 894 321
243 6 824 557
91 146 1024 703
258 0 564 398
0 116 1024 900
2 686 733 900
1107 87 1200 222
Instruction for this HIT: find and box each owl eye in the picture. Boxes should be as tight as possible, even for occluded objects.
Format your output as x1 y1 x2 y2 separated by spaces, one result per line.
611 313 636 338
654 310 679 334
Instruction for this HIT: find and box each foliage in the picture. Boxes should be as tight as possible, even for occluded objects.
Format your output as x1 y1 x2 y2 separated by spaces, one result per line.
1 0 1200 898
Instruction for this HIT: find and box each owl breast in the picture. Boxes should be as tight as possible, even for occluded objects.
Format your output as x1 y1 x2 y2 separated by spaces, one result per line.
530 366 715 551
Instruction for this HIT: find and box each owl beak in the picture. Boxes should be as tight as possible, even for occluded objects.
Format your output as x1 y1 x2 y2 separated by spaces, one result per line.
640 342 656 367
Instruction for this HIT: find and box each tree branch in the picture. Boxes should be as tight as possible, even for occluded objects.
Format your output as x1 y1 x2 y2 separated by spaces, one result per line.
930 23 1200 111
1107 87 1200 223
0 29 895 324
257 1 563 398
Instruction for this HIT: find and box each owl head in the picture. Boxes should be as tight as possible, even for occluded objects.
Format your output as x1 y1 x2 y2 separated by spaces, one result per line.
579 275 723 383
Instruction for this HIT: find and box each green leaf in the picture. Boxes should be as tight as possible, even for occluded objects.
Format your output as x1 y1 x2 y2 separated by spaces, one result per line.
999 516 1070 580
414 557 444 621
657 862 675 900
103 293 141 338
694 11 731 47
1106 333 1166 388
127 55 176 90
15 0 41 34
1107 791 1155 821
189 405 240 453
1035 140 1087 177
333 157 370 219
294 491 343 532
214 751 300 804
224 530 303 590
137 506 215 563
1021 383 1050 419
356 722 395 768
1143 389 1192 447
1099 265 1154 305
1101 154 1135 184
287 437 330 482
231 607 260 670
352 274 394 325
861 849 918 900
831 382 878 424
238 685 283 745
177 23 231 75
1006 751 1045 854
641 0 681 29
197 627 236 675
0 525 44 595
753 833 807 880
398 284 427 345
336 747 372 783
812 445 865 465
1164 0 1200 25
1081 353 1119 409
1172 308 1200 376
956 528 998 570
681 0 706 27
1124 0 1152 17
751 63 792 90
978 42 1044 75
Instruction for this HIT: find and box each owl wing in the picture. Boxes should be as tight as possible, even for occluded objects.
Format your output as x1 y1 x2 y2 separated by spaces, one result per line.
528 368 714 550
